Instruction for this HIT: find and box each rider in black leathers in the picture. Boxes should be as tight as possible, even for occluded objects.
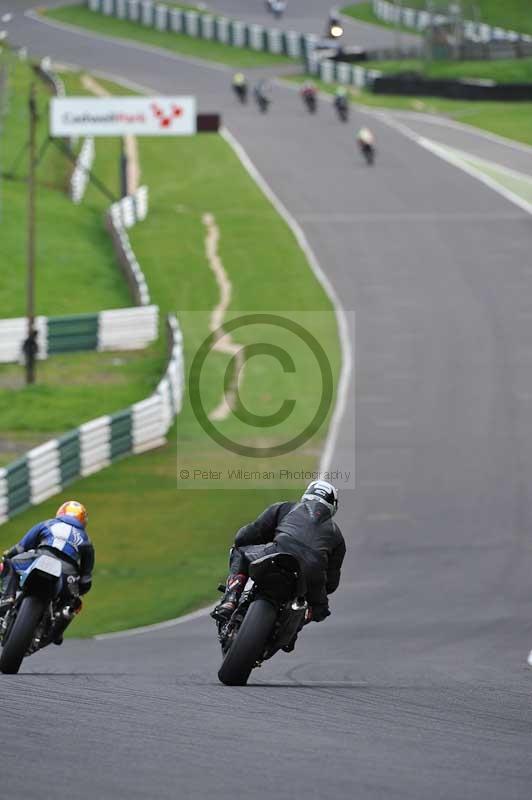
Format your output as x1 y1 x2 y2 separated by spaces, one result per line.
212 481 345 623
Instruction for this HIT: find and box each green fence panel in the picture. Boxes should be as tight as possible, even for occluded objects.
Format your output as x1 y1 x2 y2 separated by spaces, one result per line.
58 430 81 485
47 313 99 354
110 409 132 460
6 457 30 517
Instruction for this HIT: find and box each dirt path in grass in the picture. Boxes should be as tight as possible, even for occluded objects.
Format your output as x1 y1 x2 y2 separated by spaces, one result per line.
202 212 245 422
81 73 140 192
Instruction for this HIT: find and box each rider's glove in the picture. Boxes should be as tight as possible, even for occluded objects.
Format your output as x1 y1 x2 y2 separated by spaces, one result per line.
3 547 17 559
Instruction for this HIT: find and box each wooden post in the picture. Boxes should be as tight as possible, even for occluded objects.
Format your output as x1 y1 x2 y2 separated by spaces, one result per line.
25 82 37 385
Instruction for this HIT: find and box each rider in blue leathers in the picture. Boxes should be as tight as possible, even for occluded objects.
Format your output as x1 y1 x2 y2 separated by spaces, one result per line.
0 500 94 641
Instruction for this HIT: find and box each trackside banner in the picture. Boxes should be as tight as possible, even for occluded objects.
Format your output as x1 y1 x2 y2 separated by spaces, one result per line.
50 96 197 136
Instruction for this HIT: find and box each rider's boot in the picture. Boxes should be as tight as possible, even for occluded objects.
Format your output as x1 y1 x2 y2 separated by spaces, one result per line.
211 573 247 622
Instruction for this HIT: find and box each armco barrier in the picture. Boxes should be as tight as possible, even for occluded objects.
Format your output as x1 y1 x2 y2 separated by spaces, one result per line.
371 0 532 44
86 0 318 60
0 314 183 525
0 305 158 363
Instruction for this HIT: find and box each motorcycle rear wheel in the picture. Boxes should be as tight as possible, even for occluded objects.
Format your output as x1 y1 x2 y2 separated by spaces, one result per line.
218 596 277 686
0 596 45 674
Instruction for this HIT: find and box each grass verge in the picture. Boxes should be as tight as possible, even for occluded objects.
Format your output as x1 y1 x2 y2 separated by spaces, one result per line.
44 4 296 68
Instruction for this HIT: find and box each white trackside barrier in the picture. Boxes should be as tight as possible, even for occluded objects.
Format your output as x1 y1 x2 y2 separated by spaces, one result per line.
266 28 282 54
108 186 151 306
202 15 214 40
70 137 95 204
0 473 8 525
132 395 166 453
28 441 61 505
127 0 140 23
141 0 153 26
232 20 246 48
185 10 199 37
98 305 159 350
155 3 167 31
80 416 111 476
216 17 229 43
0 317 48 363
250 24 263 50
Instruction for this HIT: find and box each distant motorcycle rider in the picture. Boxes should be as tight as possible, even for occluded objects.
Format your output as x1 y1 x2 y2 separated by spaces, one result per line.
334 86 349 118
0 500 94 643
357 126 376 164
300 80 318 112
212 480 346 624
232 71 248 103
254 79 272 112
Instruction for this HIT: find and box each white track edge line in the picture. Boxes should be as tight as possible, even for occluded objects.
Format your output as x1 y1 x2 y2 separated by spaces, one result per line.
93 605 212 640
220 126 353 475
377 113 532 217
389 109 532 156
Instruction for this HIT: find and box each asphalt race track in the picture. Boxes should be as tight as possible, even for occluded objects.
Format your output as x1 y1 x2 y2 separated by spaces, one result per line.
2 3 532 798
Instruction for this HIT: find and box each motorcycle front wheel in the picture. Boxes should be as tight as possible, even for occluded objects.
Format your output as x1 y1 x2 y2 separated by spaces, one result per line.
0 596 45 674
218 596 277 686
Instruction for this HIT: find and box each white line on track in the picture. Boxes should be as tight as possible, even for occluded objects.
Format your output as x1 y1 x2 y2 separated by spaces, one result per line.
93 606 212 640
388 109 532 158
376 113 532 217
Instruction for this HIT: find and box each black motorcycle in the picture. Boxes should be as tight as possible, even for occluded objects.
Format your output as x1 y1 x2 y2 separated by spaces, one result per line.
302 90 317 114
0 554 80 674
216 553 308 686
232 82 248 104
334 96 349 122
359 140 375 165
254 88 271 114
